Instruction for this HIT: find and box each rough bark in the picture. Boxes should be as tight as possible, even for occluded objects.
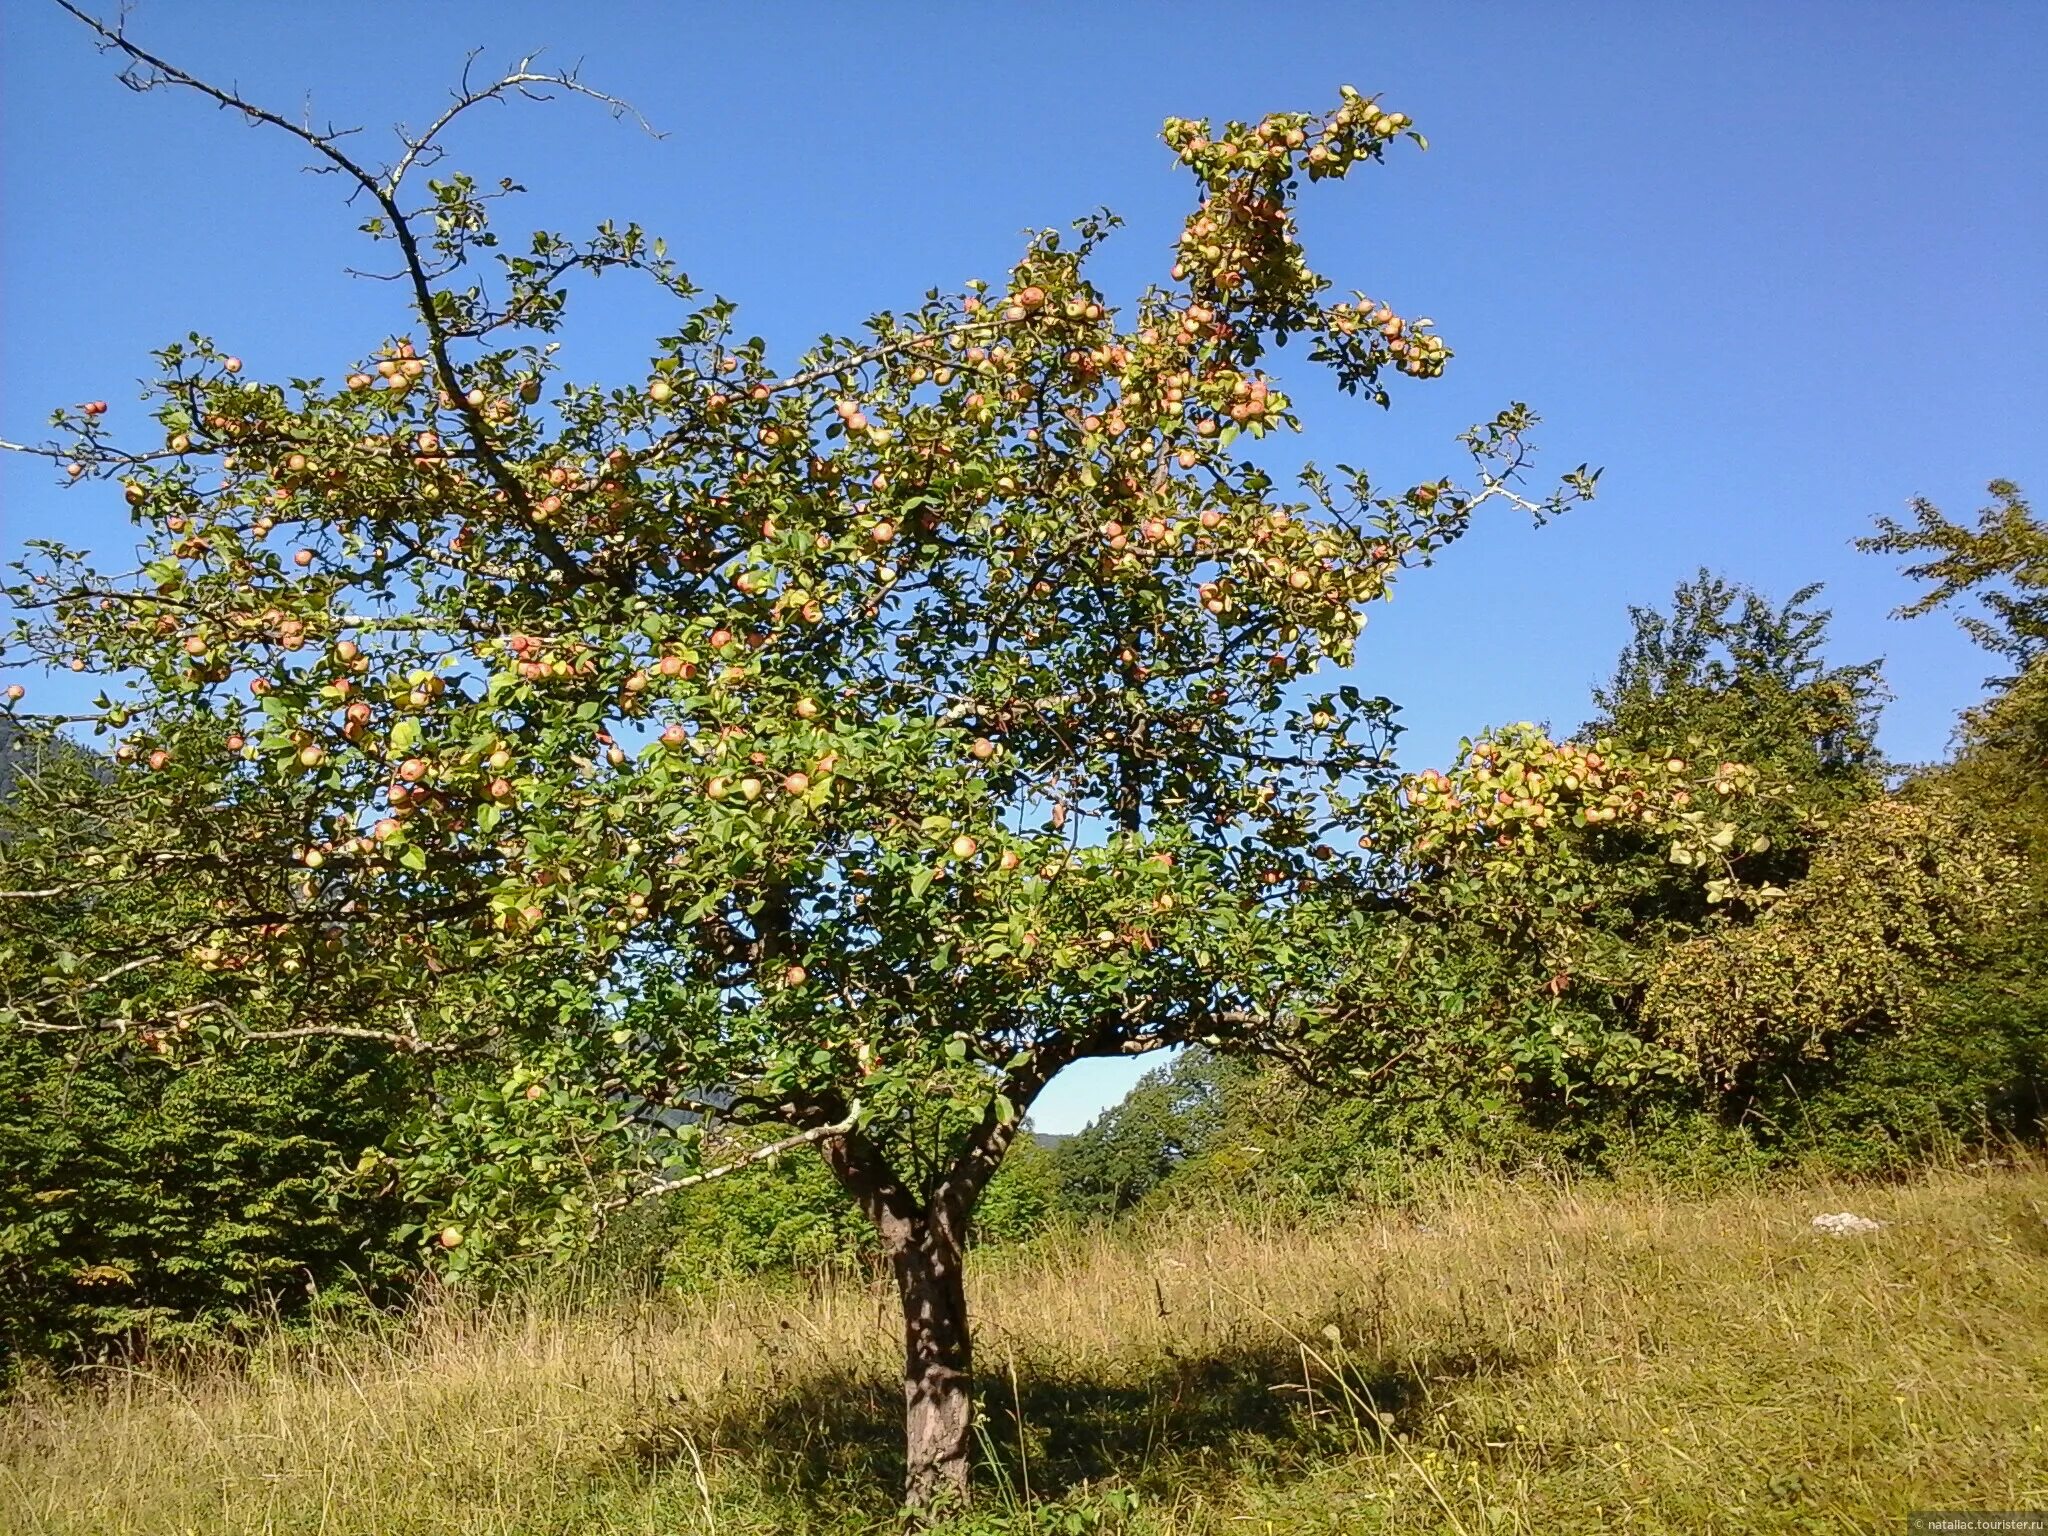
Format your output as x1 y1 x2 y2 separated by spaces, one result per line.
818 1115 1018 1518
890 1213 974 1515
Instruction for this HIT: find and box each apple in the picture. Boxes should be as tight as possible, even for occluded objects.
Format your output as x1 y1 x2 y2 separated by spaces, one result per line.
524 1082 545 1100
487 777 514 800
970 738 996 760
372 817 401 841
783 963 808 988
660 724 688 748
222 356 242 374
950 834 979 859
436 1226 463 1250
398 758 429 782
739 777 763 801
795 697 821 720
648 378 673 404
293 549 315 568
997 849 1020 872
297 745 325 768
782 770 811 795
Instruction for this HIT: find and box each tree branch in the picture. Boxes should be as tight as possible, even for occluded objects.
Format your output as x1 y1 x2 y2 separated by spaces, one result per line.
596 1105 859 1214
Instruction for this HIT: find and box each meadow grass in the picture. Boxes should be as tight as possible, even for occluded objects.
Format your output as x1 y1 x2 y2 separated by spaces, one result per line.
4 1159 2044 1534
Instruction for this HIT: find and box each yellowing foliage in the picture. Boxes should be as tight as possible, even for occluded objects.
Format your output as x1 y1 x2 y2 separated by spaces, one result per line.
1644 795 2020 1085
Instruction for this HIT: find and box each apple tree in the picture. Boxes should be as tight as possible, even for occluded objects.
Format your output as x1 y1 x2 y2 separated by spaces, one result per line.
0 12 1595 1512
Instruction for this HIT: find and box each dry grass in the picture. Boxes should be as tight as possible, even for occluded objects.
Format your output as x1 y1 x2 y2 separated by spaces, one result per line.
4 1162 2046 1534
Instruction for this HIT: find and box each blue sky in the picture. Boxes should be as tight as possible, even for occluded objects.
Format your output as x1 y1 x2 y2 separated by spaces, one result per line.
3 2 2042 1132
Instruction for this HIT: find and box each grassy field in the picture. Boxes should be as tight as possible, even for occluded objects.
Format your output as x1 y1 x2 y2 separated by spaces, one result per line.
4 1161 2045 1534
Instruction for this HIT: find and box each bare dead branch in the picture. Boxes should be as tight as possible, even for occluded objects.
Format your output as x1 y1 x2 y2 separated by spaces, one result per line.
48 2 655 593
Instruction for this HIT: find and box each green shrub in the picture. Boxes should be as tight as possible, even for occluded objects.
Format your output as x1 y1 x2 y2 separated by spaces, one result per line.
0 1031 417 1374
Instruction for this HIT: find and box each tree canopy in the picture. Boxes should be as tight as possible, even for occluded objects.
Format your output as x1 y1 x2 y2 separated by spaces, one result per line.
0 14 1618 1506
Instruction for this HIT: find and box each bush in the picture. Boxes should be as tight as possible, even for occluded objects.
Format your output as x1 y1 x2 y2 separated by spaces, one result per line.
0 1031 417 1374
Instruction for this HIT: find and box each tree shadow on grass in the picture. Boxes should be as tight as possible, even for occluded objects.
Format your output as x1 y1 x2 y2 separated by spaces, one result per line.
618 1308 1524 1511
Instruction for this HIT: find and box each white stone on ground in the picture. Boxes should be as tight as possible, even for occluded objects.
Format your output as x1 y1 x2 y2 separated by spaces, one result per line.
1810 1211 1887 1236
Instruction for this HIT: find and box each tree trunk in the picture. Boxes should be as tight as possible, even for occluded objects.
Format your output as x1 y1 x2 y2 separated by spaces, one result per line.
890 1214 974 1517
816 1110 1035 1518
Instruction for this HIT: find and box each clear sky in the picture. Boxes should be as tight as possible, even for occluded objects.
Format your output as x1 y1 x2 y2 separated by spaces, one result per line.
4 2 2042 1132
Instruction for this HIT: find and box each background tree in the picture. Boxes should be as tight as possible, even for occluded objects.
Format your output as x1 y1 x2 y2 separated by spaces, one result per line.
0 727 420 1377
1864 480 2048 878
0 13 1605 1512
1160 573 2007 1185
1852 480 2048 1155
1054 1047 1248 1217
1861 479 2045 685
1641 793 2019 1090
1587 572 1883 895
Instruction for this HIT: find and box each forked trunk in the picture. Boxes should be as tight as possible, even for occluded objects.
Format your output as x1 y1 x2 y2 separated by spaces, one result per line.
891 1216 973 1516
818 1114 1025 1519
